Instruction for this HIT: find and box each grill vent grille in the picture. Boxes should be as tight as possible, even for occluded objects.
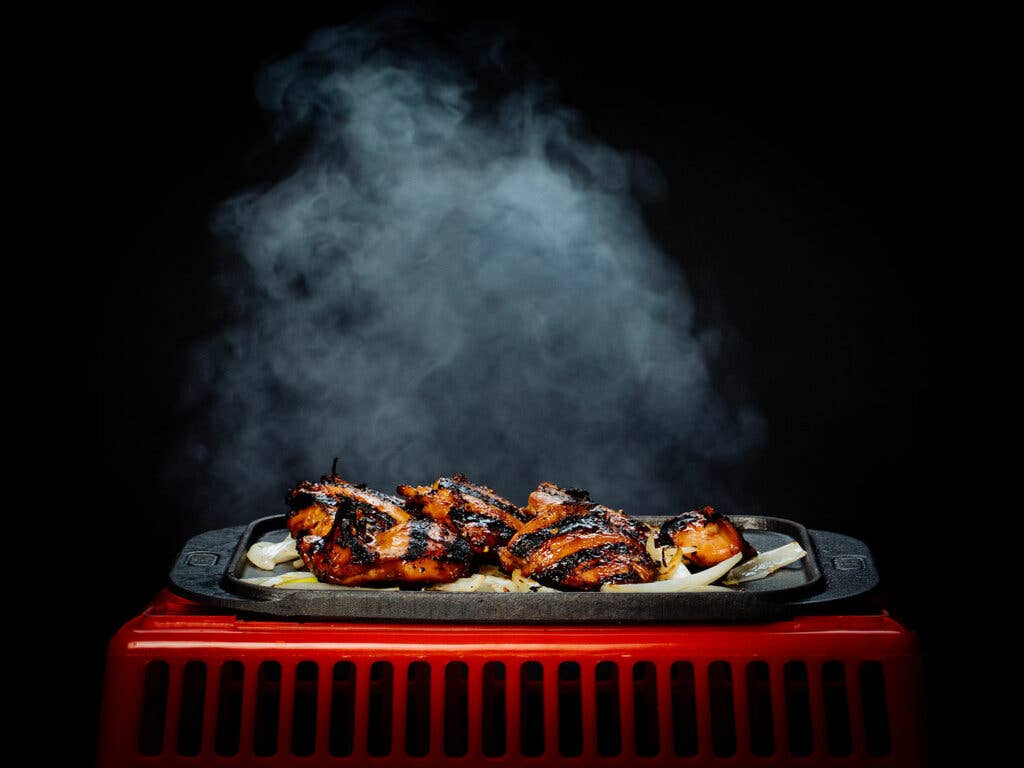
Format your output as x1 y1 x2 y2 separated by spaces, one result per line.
130 656 896 761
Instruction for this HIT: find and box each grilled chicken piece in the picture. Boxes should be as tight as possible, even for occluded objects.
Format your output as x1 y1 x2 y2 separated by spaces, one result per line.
657 506 754 568
397 474 529 558
286 474 472 586
499 482 657 590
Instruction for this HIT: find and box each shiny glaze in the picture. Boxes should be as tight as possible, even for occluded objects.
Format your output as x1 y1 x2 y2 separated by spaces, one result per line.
658 505 754 568
398 474 524 557
499 482 657 590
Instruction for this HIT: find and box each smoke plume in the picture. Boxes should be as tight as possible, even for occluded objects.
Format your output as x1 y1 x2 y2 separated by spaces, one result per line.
173 17 763 527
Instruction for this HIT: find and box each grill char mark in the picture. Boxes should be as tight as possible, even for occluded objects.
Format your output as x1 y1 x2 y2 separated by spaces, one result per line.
398 475 525 557
530 542 639 589
449 506 516 543
431 521 473 565
438 475 529 522
508 508 613 558
500 481 658 589
323 472 406 508
352 500 400 536
326 498 377 566
658 506 724 544
404 517 430 561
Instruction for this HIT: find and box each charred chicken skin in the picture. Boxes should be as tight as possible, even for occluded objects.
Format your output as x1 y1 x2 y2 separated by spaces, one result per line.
397 473 530 558
286 474 472 586
498 483 657 590
658 505 754 568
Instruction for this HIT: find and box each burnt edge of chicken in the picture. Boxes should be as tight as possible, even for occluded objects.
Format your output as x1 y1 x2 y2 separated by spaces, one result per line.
658 504 755 568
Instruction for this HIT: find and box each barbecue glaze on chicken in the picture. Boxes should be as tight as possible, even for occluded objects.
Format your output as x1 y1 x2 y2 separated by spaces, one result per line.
658 505 754 568
286 474 472 586
498 483 657 590
397 474 530 558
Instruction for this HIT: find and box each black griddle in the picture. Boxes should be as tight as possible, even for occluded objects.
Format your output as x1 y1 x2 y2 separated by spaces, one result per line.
168 515 879 623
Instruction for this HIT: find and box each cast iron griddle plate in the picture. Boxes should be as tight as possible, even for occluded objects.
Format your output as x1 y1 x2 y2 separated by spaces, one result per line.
169 514 879 622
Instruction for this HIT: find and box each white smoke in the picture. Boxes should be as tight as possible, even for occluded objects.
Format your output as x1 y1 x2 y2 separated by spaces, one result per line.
174 19 763 526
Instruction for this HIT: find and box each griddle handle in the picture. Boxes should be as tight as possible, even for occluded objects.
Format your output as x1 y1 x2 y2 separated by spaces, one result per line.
168 524 284 607
793 529 881 609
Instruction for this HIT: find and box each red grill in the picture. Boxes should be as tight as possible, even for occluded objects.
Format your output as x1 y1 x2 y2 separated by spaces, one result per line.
98 590 923 766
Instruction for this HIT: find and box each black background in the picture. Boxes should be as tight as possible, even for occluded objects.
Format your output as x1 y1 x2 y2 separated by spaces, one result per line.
79 4 943 764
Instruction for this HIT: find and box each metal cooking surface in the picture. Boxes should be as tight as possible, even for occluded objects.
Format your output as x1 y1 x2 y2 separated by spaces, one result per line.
168 514 878 623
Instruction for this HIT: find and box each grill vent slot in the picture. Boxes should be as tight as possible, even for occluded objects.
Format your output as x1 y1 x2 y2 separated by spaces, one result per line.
861 660 892 756
746 661 774 756
633 661 660 756
405 661 431 756
291 661 318 756
253 661 281 756
709 661 736 756
137 660 169 756
784 660 813 755
558 662 583 756
520 661 545 756
214 661 243 756
176 661 206 755
329 661 356 756
822 660 852 755
595 661 621 756
482 661 507 756
367 661 393 756
670 661 698 756
444 661 469 756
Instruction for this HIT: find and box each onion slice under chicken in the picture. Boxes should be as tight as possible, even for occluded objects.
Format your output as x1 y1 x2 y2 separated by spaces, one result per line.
600 552 742 592
246 535 299 570
722 541 806 585
426 574 487 592
241 570 398 589
426 571 556 593
645 530 696 578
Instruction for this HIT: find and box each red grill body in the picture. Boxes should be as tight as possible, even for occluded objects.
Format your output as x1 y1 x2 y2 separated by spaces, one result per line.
99 590 923 766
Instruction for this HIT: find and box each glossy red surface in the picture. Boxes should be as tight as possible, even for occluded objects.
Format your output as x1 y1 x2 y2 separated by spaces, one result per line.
99 590 923 766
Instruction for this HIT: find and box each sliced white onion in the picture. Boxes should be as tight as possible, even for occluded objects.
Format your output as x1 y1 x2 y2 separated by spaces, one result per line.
478 575 517 592
246 535 299 570
645 529 663 562
426 574 486 592
425 573 556 593
645 530 696 575
722 542 806 585
288 585 399 593
242 570 322 587
657 550 691 581
242 571 398 590
511 569 556 592
278 582 399 591
600 552 743 592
